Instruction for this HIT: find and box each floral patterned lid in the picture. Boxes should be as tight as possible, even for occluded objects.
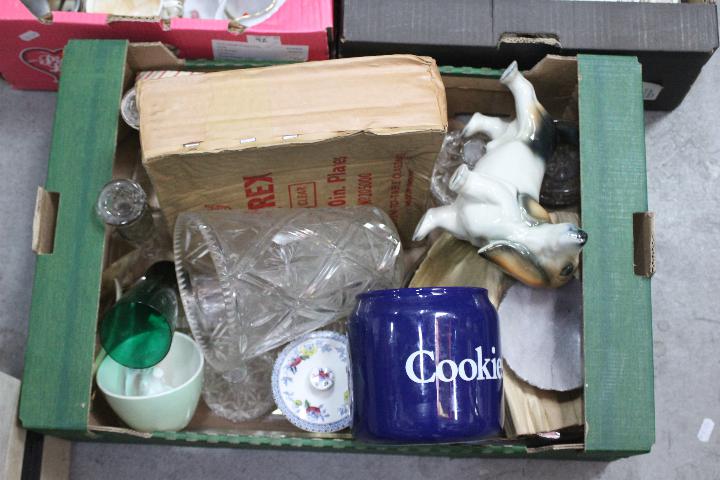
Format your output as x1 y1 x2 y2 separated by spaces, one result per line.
271 331 351 433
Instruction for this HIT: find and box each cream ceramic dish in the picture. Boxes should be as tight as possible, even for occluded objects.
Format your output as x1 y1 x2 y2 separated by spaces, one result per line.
96 332 204 432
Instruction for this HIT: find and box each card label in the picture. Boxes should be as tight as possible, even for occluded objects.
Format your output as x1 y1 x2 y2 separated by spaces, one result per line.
212 39 309 62
246 35 282 46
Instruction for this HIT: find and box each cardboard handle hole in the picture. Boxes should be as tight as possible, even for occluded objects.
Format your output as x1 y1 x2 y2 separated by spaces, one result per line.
498 33 562 49
38 11 53 24
32 187 60 255
227 21 247 35
633 212 655 277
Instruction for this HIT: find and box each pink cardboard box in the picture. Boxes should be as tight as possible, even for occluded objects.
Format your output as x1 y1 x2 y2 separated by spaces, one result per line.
0 0 333 91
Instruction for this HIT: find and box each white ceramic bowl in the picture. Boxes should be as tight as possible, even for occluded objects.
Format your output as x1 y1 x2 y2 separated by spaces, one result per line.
96 332 204 432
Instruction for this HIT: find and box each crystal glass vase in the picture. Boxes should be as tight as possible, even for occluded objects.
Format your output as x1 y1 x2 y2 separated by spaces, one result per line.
174 207 403 372
202 353 276 422
430 131 486 206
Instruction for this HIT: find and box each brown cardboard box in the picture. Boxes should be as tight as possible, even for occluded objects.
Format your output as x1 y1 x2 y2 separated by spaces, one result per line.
137 55 448 243
21 41 654 457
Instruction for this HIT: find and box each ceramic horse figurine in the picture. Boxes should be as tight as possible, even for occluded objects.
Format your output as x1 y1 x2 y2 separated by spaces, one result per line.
413 61 587 288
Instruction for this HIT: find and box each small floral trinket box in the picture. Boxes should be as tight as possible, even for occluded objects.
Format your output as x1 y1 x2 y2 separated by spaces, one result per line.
271 331 351 433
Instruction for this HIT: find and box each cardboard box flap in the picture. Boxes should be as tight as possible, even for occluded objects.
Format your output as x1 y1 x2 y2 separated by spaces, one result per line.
19 40 126 433
578 55 654 454
137 55 448 161
127 43 184 72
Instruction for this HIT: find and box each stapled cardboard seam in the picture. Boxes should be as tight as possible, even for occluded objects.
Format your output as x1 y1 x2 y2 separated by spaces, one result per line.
136 54 448 161
143 128 448 161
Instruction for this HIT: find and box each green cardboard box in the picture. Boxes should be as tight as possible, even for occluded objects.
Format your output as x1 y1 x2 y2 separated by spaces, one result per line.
19 39 654 459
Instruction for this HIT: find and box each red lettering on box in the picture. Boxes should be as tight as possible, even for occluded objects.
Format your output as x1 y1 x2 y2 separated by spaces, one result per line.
357 173 373 205
288 182 318 208
327 186 346 207
204 204 232 211
404 169 414 206
327 156 348 184
244 173 276 210
388 153 405 224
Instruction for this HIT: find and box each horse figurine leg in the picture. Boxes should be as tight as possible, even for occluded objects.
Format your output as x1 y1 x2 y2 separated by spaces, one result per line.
412 205 465 242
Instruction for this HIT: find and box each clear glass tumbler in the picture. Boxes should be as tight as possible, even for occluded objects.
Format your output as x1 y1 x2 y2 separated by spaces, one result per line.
202 353 276 422
174 207 403 372
96 179 155 246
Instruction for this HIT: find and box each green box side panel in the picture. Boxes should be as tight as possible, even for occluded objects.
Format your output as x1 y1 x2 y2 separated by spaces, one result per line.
48 429 640 461
78 430 636 461
183 62 503 77
19 40 128 431
438 65 503 78
184 58 293 70
578 54 654 453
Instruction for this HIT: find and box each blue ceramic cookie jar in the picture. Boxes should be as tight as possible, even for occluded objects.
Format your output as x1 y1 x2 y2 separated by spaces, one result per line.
348 287 502 443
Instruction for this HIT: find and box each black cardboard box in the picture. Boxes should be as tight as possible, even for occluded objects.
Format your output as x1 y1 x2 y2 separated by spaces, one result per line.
337 0 719 111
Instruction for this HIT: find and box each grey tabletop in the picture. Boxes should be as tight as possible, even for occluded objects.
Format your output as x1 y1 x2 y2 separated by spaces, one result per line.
1 51 718 480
